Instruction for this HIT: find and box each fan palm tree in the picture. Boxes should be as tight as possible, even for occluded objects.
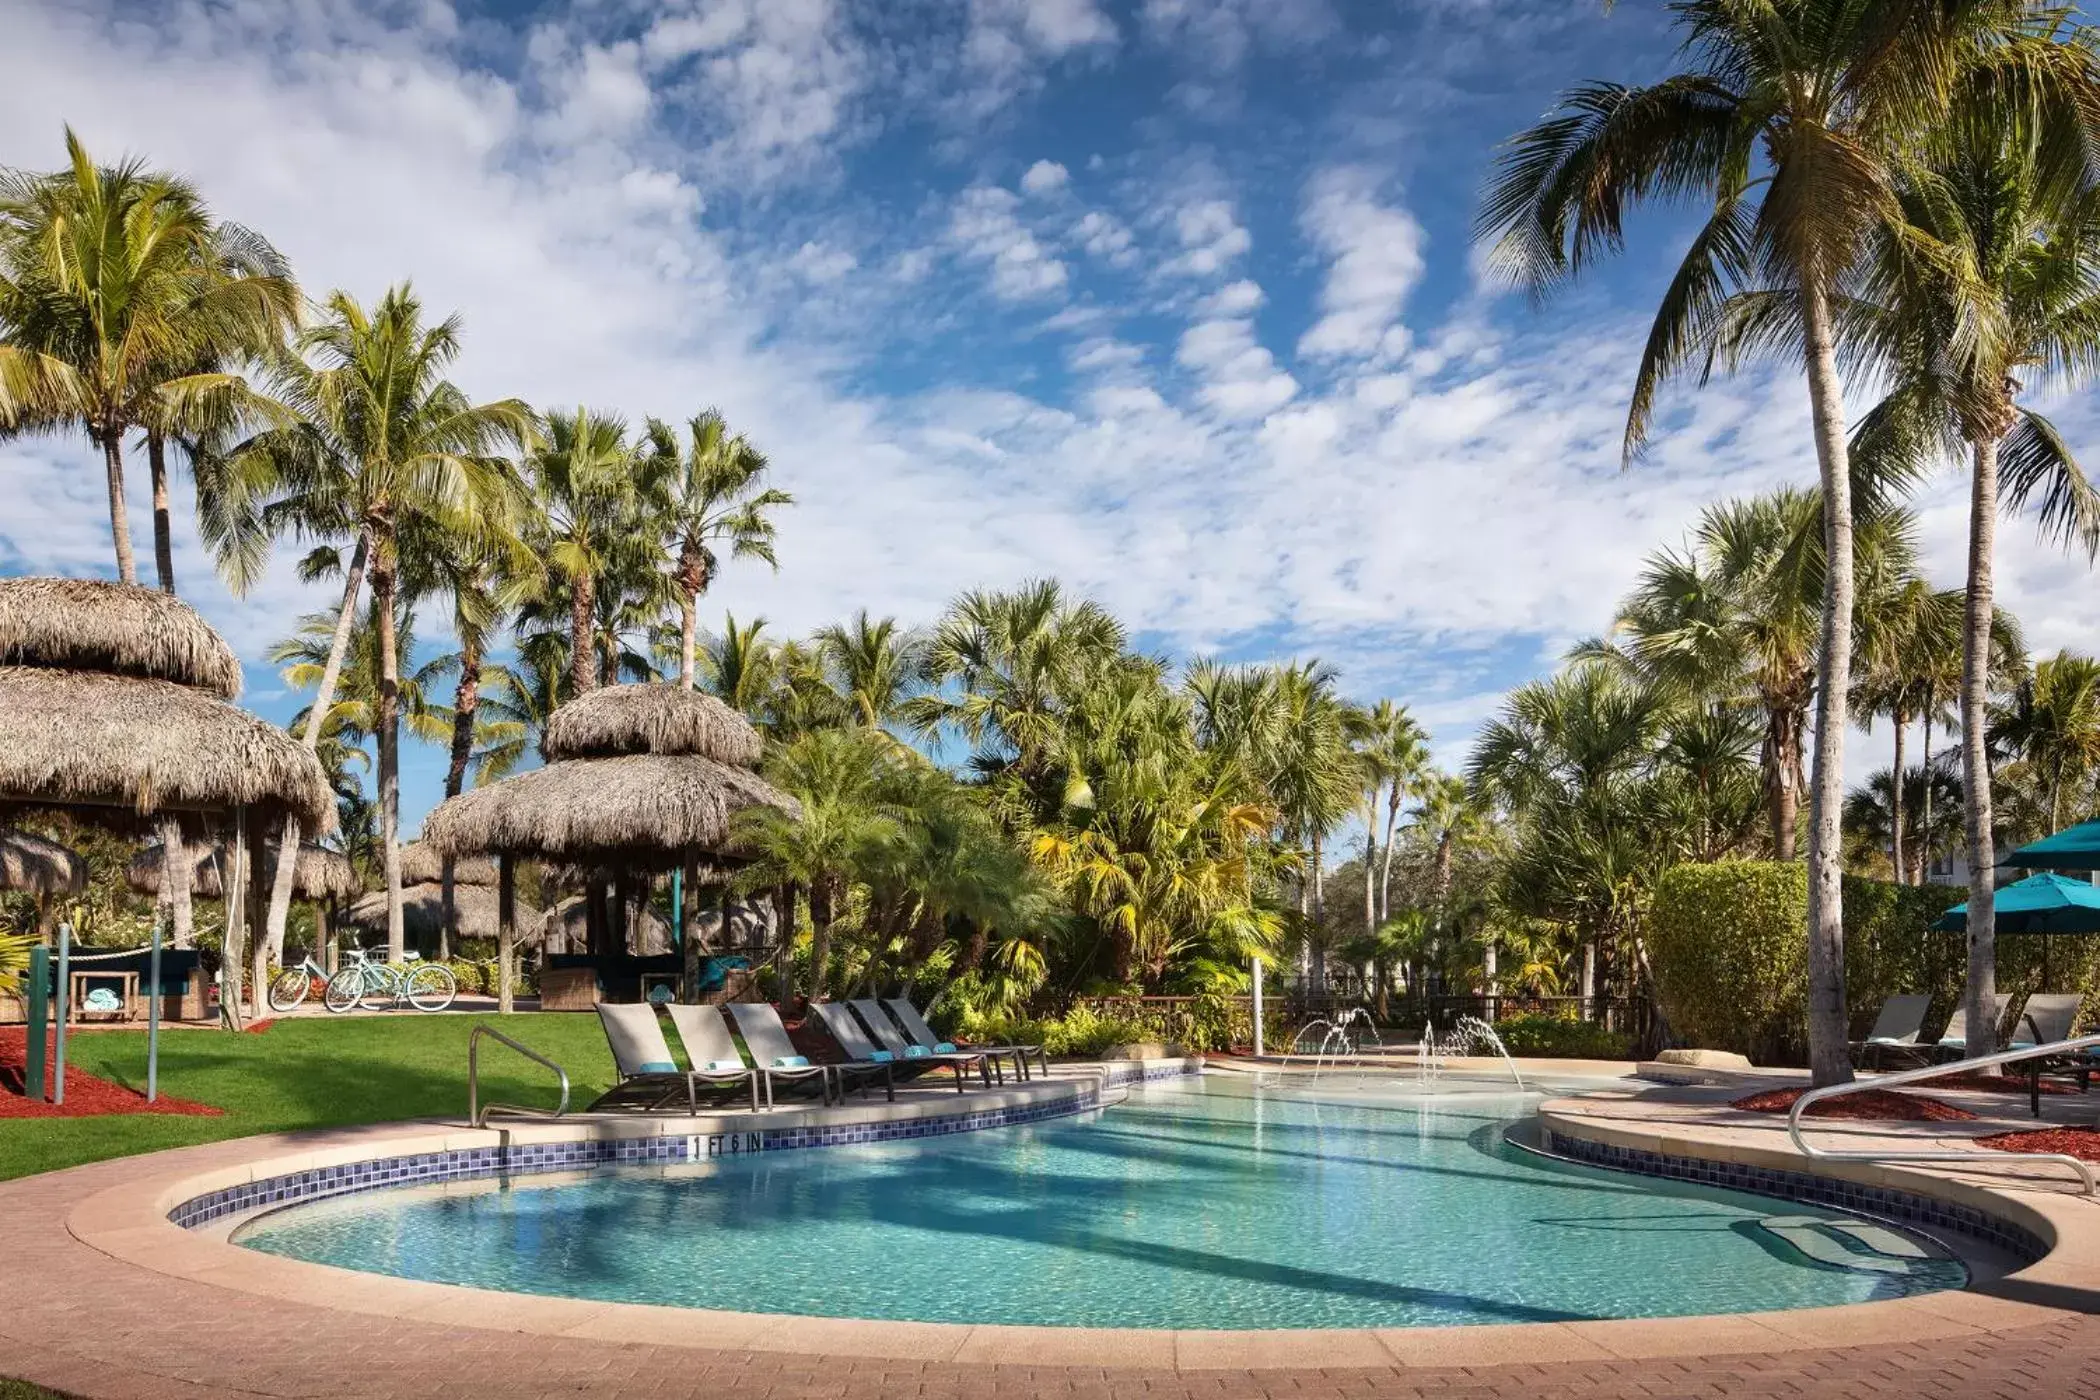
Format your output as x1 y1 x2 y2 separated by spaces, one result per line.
643 410 791 689
1477 0 2096 1084
0 129 299 587
236 286 533 961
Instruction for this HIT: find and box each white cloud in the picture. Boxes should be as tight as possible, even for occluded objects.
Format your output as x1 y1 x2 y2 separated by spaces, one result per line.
1298 167 1427 362
1177 317 1298 420
1141 0 1337 72
1020 159 1070 196
949 185 1069 300
1072 209 1136 265
1163 198 1250 276
1199 278 1264 317
959 0 1117 117
788 240 858 282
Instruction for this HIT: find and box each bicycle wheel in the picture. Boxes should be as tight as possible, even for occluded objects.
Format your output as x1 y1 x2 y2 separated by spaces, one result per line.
322 968 364 1013
406 963 457 1013
360 966 397 1012
266 968 312 1014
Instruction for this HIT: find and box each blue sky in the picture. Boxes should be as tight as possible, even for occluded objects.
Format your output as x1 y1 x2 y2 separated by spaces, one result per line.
4 0 2096 836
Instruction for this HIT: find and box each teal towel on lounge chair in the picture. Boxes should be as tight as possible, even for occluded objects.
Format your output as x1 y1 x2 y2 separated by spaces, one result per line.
772 1055 810 1068
869 1049 895 1062
934 1041 957 1053
904 1044 931 1058
706 1059 745 1072
638 1059 676 1073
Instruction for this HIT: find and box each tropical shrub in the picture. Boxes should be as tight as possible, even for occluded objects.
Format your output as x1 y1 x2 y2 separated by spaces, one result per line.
1649 861 1810 1062
1492 1011 1632 1059
1650 860 2008 1062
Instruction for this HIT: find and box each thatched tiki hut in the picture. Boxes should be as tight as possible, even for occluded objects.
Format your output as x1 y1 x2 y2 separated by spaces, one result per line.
129 840 358 967
0 578 333 1024
421 683 795 1011
346 882 544 954
0 827 88 937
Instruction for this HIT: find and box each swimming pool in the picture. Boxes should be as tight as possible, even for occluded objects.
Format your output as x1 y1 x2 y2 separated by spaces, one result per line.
234 1074 1966 1329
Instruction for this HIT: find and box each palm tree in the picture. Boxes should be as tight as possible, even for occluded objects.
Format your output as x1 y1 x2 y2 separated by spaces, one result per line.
238 286 532 961
0 129 299 588
1992 652 2100 832
700 613 781 719
1269 663 1358 993
644 410 791 689
815 611 923 730
1852 580 1962 882
524 408 650 699
1478 0 2093 1085
1851 107 2100 1054
1350 699 1429 933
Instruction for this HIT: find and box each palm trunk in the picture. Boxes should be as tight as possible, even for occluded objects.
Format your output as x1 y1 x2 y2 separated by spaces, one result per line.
1800 279 1855 1089
264 529 372 962
249 826 270 1021
439 633 481 963
679 588 699 690
101 433 138 586
1962 434 2001 1059
1363 815 1377 936
1918 715 1934 883
1378 789 1401 925
374 544 406 962
808 878 833 1004
1762 702 1802 862
1308 831 1326 994
159 818 193 950
497 856 516 1015
1890 706 1908 884
147 431 175 594
680 855 702 998
569 568 596 697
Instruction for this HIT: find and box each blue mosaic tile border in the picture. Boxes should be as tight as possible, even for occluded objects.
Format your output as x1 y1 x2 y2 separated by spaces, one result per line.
1546 1129 2050 1263
170 1060 1201 1230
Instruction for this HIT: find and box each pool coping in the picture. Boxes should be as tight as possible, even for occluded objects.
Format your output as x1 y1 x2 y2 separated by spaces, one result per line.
54 1065 2100 1372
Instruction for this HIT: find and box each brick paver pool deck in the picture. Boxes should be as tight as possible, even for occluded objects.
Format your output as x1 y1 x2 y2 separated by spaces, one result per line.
6 1068 2100 1398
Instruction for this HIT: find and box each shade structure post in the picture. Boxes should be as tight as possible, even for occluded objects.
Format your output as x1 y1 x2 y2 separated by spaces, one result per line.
221 809 247 1031
147 910 163 1103
248 822 269 1023
497 854 516 1016
25 943 48 1101
53 921 69 1106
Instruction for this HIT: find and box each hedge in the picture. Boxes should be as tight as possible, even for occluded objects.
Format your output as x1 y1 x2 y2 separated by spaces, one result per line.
1648 860 2009 1064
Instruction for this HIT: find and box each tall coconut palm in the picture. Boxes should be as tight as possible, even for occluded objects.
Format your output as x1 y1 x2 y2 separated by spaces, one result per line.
643 410 791 690
238 286 533 961
0 129 298 588
700 613 781 720
1350 699 1429 933
1851 109 2100 1053
1852 580 1961 881
1477 0 2093 1084
524 408 649 700
1269 663 1358 992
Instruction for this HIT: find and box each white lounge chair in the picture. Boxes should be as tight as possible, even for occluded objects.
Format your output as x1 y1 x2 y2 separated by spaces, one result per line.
1849 994 1930 1070
589 1003 755 1113
849 998 1003 1089
882 996 1045 1080
724 1001 869 1104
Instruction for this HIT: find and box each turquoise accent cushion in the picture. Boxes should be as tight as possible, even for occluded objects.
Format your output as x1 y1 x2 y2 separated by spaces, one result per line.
638 1060 677 1074
868 1049 895 1063
772 1055 810 1069
934 1042 957 1053
903 1044 931 1058
84 988 123 1012
706 1059 746 1073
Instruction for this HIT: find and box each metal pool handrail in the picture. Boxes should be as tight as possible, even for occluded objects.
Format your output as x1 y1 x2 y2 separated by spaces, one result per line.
468 1025 571 1129
1787 1033 2100 1196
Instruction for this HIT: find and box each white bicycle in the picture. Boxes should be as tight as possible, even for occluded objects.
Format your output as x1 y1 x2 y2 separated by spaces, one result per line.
321 947 458 1014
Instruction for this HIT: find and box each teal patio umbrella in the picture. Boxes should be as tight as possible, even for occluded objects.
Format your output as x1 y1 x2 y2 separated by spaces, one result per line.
1936 872 2100 987
2007 819 2100 872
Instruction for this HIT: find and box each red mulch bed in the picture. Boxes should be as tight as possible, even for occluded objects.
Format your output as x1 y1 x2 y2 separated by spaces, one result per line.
1732 1086 1977 1122
1916 1068 2073 1096
0 1027 220 1118
1978 1128 2100 1163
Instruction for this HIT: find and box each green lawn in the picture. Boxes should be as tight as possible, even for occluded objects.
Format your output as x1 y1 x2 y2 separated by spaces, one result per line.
0 1013 621 1183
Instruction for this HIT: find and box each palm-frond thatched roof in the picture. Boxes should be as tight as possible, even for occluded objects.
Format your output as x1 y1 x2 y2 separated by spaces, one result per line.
420 753 796 869
398 840 499 887
128 840 358 901
0 578 243 698
346 882 544 943
542 683 763 766
0 827 87 896
0 668 335 830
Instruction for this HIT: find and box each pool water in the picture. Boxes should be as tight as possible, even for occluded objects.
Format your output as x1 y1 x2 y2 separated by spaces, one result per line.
234 1074 1967 1329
